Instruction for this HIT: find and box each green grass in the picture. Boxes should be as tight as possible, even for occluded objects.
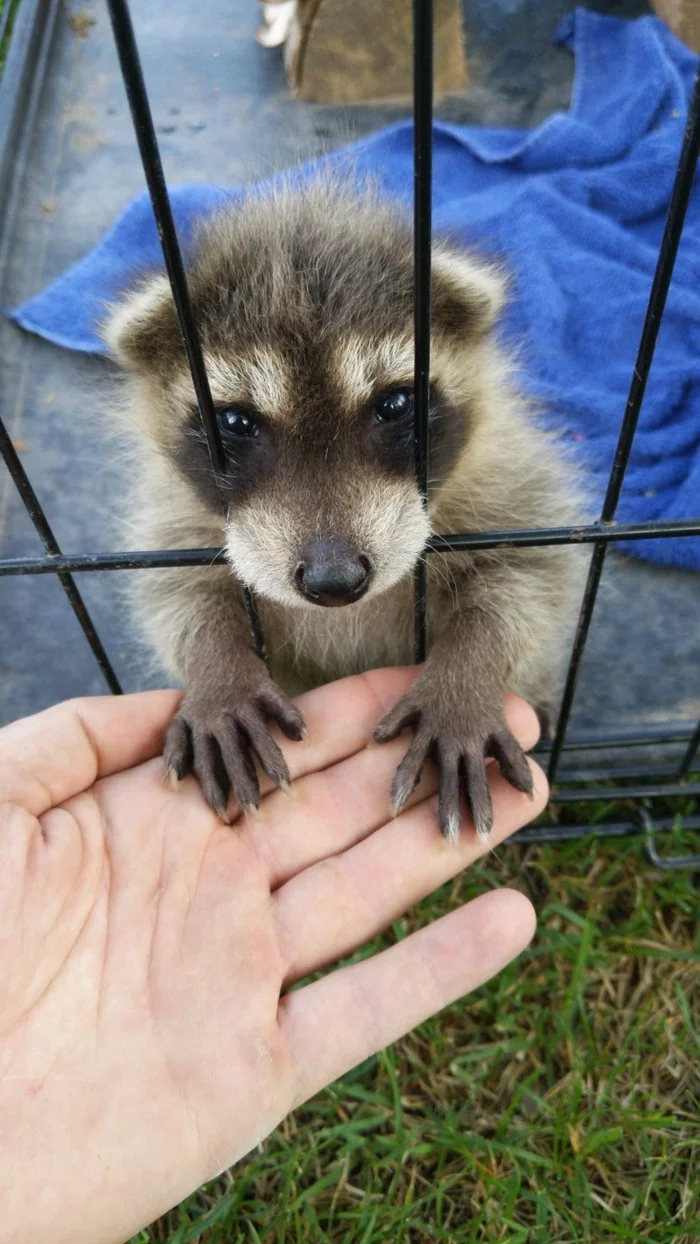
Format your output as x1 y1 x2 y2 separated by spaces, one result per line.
132 801 699 1243
0 0 20 74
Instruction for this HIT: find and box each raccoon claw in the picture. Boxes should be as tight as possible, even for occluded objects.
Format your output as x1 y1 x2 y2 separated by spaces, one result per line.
164 684 305 822
389 728 433 816
374 691 533 843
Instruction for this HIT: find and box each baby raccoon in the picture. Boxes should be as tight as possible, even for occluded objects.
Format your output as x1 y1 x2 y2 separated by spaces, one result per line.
104 180 582 841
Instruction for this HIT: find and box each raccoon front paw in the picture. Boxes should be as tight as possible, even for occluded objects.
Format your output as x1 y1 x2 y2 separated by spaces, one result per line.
373 682 534 843
164 681 306 822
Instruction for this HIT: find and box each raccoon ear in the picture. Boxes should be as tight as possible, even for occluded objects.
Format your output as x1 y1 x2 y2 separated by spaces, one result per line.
101 274 183 372
430 247 507 338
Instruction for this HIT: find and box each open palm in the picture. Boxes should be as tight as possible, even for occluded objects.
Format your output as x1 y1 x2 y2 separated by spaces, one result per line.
0 668 545 1244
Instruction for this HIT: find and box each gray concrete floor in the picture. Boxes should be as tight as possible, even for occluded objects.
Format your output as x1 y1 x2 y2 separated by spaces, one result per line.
0 0 698 776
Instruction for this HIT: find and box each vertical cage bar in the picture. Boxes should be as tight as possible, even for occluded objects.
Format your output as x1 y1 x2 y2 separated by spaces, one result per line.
105 0 223 474
0 416 122 693
412 0 433 664
105 0 263 655
548 69 700 783
677 716 700 779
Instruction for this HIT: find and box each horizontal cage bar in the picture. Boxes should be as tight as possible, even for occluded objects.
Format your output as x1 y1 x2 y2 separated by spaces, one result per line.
552 763 694 784
537 720 696 752
2 515 699 579
512 814 700 846
430 518 700 552
549 781 697 803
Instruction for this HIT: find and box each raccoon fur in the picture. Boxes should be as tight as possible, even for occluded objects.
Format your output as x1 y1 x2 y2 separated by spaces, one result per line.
103 179 584 841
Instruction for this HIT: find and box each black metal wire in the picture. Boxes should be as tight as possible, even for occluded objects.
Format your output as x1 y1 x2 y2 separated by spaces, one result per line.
554 764 692 786
639 807 700 870
678 716 700 780
513 813 700 848
104 0 263 659
2 516 698 577
412 0 433 664
105 0 223 474
549 781 697 803
547 67 700 786
429 517 700 552
0 0 696 854
537 720 693 752
0 415 122 693
0 548 229 575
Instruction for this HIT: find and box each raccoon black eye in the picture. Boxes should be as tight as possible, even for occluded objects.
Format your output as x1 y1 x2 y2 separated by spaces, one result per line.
374 388 414 423
217 408 259 438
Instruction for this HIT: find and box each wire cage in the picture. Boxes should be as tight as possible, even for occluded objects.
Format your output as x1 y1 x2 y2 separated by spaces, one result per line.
0 0 699 865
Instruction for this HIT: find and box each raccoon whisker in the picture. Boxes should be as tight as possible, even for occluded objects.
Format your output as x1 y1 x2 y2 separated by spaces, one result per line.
428 555 460 612
102 176 585 842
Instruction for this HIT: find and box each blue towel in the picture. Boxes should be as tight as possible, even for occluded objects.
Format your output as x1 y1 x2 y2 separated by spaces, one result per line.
8 9 700 570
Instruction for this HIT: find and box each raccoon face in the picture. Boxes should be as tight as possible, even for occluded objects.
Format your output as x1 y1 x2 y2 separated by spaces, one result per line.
104 183 505 609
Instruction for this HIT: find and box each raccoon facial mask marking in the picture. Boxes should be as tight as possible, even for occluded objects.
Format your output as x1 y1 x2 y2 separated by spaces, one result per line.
103 184 503 606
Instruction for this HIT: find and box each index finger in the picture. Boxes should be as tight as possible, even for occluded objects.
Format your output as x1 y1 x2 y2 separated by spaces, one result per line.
0 669 417 818
0 669 418 818
0 690 183 815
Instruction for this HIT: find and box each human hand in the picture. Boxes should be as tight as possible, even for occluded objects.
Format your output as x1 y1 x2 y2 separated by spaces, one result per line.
0 669 546 1244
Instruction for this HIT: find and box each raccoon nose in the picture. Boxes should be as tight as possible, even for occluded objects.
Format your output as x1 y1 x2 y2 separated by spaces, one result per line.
295 539 372 606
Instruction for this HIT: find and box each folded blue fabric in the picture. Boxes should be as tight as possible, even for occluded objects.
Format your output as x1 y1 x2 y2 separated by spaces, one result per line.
8 9 700 569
